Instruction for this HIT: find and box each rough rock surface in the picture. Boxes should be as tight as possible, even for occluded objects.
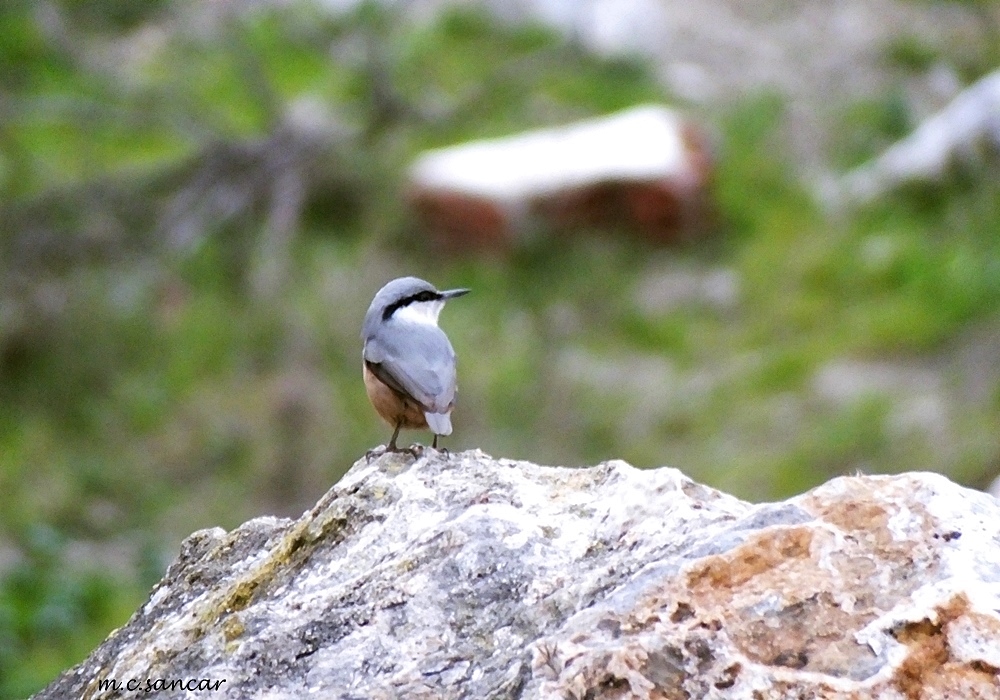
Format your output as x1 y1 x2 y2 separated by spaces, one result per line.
36 451 1000 699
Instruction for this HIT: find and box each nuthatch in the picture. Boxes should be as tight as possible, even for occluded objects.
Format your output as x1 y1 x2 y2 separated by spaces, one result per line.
362 277 469 453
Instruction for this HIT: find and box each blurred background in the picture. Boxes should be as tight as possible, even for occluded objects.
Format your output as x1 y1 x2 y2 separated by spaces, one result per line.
1 0 999 695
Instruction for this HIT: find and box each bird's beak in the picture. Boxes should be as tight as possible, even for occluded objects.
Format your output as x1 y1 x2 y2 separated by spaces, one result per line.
441 288 471 299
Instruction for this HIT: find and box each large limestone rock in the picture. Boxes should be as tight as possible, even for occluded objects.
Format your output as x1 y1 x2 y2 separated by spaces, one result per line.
36 451 1000 699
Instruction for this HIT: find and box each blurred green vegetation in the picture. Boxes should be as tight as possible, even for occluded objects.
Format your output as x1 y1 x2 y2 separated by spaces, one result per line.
2 0 999 696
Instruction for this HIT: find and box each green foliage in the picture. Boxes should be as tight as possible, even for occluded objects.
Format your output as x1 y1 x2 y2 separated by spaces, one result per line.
886 1 1000 81
833 91 912 169
0 526 145 699
884 34 942 72
2 1 1000 696
58 0 171 34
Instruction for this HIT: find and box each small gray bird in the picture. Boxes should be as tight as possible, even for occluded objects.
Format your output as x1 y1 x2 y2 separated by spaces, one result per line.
362 276 470 453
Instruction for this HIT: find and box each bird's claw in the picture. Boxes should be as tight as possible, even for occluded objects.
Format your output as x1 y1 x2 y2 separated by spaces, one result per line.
366 443 426 462
406 443 425 458
366 440 448 463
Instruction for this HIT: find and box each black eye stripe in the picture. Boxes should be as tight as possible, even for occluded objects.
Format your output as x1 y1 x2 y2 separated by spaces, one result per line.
382 290 440 320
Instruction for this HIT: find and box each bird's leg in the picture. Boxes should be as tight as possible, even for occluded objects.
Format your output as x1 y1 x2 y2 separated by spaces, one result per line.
431 434 449 456
387 422 402 452
368 423 403 462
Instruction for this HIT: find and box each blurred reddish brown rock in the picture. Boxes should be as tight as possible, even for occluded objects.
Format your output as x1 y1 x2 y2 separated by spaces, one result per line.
408 105 714 252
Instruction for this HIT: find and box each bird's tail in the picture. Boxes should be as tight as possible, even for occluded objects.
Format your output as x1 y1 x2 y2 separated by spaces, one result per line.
425 412 453 436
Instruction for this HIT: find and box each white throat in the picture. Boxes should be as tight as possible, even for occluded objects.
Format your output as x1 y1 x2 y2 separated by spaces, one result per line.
394 299 444 327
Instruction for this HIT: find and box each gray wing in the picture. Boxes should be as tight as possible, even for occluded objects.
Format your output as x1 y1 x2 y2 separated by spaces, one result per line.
363 324 457 414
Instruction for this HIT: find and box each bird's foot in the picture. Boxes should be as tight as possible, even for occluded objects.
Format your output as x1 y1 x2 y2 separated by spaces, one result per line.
406 443 450 458
405 443 426 458
431 435 449 457
366 443 420 462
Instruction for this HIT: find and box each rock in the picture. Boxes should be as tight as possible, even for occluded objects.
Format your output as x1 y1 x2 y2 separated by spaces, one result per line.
34 451 1000 699
988 475 1000 500
829 69 1000 206
408 105 714 251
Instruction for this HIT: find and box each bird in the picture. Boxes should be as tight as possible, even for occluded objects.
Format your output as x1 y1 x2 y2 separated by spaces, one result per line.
361 276 469 454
